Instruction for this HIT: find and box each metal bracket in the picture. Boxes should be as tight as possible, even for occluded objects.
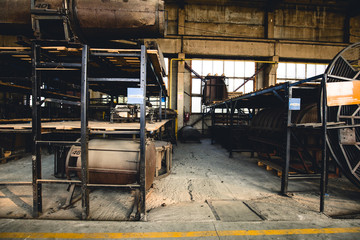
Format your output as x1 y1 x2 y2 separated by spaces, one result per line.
272 90 284 102
340 128 356 145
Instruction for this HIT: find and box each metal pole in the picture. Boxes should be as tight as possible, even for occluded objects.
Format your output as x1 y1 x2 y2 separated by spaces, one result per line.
281 84 292 195
211 107 215 144
229 101 235 158
226 102 229 126
222 107 224 125
139 45 147 220
31 42 42 217
164 97 167 119
202 106 205 135
320 74 328 212
80 45 89 219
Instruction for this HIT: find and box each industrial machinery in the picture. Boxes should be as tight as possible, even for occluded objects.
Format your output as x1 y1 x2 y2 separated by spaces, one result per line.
178 125 201 143
203 76 228 105
326 42 360 187
250 104 321 174
110 104 155 123
0 0 166 42
111 105 141 122
184 63 228 105
66 139 156 190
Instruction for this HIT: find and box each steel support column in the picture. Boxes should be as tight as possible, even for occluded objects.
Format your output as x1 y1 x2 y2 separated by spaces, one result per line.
229 101 236 158
80 45 89 219
31 42 42 217
211 107 215 144
320 74 328 212
139 45 147 220
201 106 205 135
281 83 292 195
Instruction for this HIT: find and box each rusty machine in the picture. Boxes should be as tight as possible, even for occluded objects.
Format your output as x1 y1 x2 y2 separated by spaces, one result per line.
183 62 229 139
0 0 165 42
0 0 169 220
202 76 228 105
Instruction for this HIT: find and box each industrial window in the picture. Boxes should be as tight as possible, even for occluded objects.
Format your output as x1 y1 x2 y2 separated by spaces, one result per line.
190 59 255 113
277 63 327 83
164 57 169 90
191 97 202 113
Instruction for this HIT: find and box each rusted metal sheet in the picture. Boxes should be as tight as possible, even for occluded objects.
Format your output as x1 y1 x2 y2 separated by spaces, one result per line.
36 0 63 9
70 0 165 40
0 0 31 35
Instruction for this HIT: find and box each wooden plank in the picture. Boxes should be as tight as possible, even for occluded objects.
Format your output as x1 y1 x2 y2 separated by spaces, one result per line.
295 121 345 128
0 47 30 50
0 118 79 123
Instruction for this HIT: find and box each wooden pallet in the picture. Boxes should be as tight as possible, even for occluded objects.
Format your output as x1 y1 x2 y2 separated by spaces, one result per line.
0 152 25 164
257 160 296 177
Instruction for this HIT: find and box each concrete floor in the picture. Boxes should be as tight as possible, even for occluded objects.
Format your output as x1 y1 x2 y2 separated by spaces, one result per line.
0 139 360 239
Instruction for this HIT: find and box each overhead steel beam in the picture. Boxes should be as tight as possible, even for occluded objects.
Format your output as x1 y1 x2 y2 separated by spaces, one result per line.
150 38 346 61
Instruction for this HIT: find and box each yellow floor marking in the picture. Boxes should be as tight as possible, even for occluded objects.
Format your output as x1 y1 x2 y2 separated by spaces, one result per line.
0 227 360 239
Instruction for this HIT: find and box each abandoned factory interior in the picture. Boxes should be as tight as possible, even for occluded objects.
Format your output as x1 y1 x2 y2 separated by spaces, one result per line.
0 0 360 239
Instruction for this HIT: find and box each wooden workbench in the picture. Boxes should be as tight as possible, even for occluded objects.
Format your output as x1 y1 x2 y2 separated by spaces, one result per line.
0 120 170 132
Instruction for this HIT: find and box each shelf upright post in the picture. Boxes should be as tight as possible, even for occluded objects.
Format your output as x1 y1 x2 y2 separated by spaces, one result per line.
80 45 90 219
221 107 224 125
225 102 229 126
159 88 163 121
211 106 215 144
164 97 167 119
159 88 163 139
31 42 42 217
229 100 235 158
139 45 147 219
202 105 205 135
281 83 292 195
320 74 328 212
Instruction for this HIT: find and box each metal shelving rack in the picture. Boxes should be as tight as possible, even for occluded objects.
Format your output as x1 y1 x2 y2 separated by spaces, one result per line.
0 41 168 220
209 74 329 211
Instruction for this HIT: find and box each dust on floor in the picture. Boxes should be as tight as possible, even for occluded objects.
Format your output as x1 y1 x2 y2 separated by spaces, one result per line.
1 139 360 221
